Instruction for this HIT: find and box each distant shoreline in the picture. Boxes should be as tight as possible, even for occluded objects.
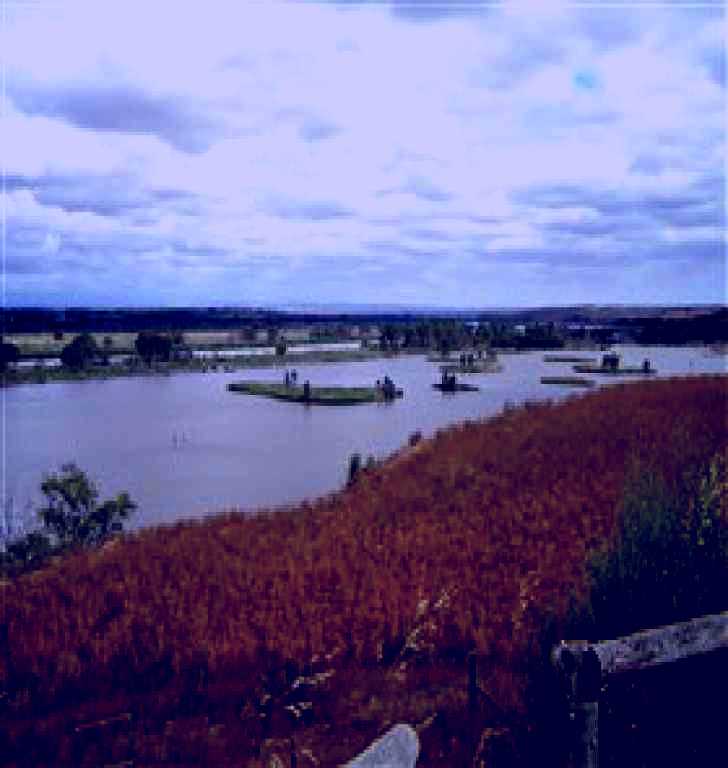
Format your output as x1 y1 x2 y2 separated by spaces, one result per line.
2 341 723 388
1 347 404 388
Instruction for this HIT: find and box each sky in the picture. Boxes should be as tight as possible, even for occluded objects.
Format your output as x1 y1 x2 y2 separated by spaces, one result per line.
2 0 726 309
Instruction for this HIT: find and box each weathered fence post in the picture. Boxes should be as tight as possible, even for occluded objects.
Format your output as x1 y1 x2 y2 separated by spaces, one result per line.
553 610 728 768
552 643 601 768
467 651 479 711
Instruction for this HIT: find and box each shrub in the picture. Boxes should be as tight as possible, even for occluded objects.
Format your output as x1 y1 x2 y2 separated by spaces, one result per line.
568 452 728 641
347 453 362 486
60 333 98 369
1 465 136 577
39 463 136 548
135 332 172 365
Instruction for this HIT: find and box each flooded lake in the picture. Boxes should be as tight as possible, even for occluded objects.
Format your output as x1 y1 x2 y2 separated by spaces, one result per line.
3 346 724 535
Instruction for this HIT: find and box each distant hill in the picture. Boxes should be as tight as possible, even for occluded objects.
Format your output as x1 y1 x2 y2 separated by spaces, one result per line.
2 303 724 333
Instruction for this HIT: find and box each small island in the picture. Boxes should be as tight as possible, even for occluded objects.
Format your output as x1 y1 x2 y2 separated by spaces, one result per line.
543 355 598 364
228 372 403 405
440 362 503 374
573 352 657 376
540 376 596 388
435 350 502 374
433 370 480 393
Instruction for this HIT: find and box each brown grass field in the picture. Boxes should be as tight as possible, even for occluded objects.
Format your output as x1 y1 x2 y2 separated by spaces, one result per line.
1 376 726 766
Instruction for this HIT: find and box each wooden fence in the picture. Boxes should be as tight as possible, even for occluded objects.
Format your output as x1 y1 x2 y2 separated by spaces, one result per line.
344 611 727 767
551 610 728 768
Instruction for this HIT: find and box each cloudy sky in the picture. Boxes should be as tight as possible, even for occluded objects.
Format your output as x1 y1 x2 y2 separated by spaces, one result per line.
3 0 725 308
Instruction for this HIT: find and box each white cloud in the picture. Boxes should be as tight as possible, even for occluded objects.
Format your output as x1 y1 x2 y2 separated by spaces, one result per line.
5 0 724 306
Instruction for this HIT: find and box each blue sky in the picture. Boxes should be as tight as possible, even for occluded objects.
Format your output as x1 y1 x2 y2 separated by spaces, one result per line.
3 0 726 308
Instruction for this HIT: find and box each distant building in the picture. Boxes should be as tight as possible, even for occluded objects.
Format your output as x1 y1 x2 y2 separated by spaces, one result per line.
514 324 527 336
363 325 381 340
280 328 311 343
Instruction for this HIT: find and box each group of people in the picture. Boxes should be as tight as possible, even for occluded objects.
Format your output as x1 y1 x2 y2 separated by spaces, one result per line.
440 370 458 391
375 375 398 400
284 369 299 388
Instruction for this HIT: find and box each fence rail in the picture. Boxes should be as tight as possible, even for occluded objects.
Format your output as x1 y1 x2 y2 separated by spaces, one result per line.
551 610 728 768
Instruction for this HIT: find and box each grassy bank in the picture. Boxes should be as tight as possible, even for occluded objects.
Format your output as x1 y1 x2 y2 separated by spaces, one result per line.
1 376 726 766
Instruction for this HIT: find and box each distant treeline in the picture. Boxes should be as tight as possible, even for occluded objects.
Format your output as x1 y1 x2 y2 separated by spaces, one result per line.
3 306 726 345
2 307 478 334
617 308 728 345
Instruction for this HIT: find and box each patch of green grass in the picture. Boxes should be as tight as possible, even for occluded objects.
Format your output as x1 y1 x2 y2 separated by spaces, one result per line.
228 381 400 405
540 376 595 387
543 355 598 363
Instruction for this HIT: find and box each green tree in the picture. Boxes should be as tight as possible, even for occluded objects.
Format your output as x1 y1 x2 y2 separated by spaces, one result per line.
0 341 20 372
135 332 172 365
380 323 398 351
38 463 136 548
60 333 98 369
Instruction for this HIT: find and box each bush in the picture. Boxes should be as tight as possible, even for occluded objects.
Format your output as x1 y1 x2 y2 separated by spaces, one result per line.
135 332 172 365
0 342 20 371
569 453 728 641
39 463 136 548
408 430 422 447
1 464 136 577
347 453 362 486
60 333 98 370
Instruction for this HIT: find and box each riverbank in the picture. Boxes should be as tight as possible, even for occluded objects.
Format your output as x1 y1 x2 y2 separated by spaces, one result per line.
1 348 386 387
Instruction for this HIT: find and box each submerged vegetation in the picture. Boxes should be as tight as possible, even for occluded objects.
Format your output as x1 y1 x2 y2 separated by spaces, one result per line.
1 376 726 765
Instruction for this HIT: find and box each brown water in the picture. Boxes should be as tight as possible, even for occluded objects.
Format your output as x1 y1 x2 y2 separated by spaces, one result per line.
3 346 724 535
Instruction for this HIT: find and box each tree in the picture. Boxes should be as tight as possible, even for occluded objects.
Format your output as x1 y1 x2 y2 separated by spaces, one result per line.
380 323 398 351
135 332 172 365
60 333 98 369
275 339 287 356
0 341 20 372
38 463 136 548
